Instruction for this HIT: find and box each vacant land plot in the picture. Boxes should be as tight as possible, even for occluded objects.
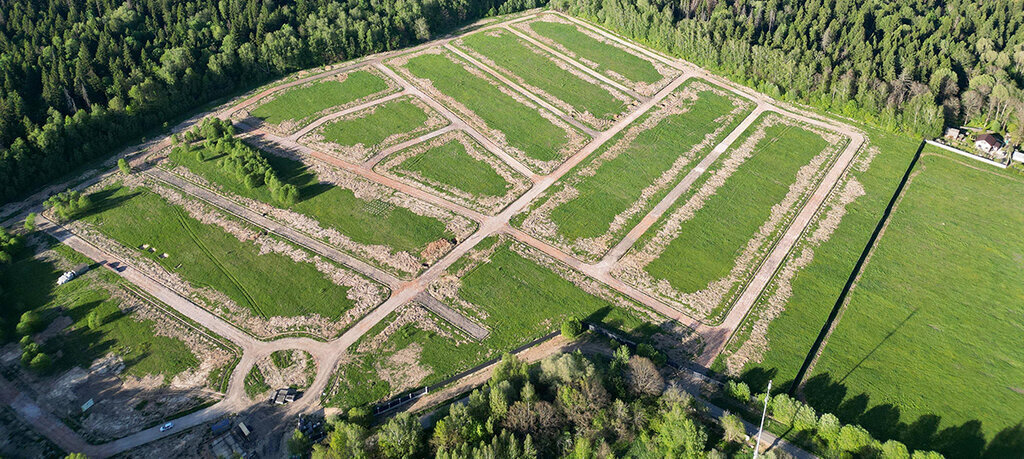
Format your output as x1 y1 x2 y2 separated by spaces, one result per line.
802 149 1024 457
375 130 531 214
167 141 472 277
389 49 587 173
242 68 398 134
77 182 387 338
456 28 632 129
718 129 920 386
0 236 234 442
518 80 752 261
326 236 693 409
614 114 845 321
299 95 448 162
323 305 489 409
512 13 678 95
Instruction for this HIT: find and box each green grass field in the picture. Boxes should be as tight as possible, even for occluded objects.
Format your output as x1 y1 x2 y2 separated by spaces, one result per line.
326 237 660 409
722 129 920 391
541 84 747 258
528 20 663 85
80 185 368 321
395 136 511 197
643 121 829 297
460 30 627 125
167 145 453 261
400 52 580 169
317 97 432 150
244 365 270 398
803 148 1024 457
0 239 199 383
249 70 391 128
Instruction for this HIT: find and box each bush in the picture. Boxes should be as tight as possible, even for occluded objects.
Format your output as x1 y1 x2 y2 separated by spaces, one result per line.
287 429 311 456
29 353 52 374
23 212 36 230
44 190 93 221
725 380 751 403
15 311 43 336
636 342 666 366
561 318 583 340
118 158 131 175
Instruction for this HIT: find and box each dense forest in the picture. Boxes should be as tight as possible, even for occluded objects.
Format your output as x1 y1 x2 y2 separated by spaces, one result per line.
0 0 543 204
552 0 1024 140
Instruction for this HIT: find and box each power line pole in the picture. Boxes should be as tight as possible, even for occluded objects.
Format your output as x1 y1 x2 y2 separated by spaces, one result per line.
753 380 772 459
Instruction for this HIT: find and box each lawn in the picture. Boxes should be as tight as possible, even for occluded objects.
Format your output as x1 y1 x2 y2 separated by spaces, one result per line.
537 83 748 260
394 135 512 198
249 70 392 128
399 51 582 171
526 19 664 85
0 239 199 383
721 129 920 391
459 30 628 127
803 148 1024 457
315 97 434 153
167 144 454 263
642 121 830 298
80 185 369 321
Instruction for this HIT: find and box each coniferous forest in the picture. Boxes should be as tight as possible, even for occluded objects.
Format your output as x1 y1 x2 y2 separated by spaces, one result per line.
1 0 1022 203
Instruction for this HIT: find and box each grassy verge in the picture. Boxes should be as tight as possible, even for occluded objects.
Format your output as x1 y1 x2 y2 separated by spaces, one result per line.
527 19 663 85
459 29 627 125
80 185 365 320
400 52 580 167
249 70 391 128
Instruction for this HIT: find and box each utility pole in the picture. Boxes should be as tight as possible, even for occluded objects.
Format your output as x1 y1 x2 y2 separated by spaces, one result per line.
753 380 772 459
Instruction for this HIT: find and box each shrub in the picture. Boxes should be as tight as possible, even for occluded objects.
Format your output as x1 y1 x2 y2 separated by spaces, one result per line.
15 311 43 336
636 342 667 366
725 380 751 403
118 158 131 175
23 212 36 230
29 353 52 374
44 190 93 221
561 318 583 339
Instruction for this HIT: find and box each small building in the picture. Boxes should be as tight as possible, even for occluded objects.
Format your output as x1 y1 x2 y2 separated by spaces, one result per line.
944 127 963 140
57 271 76 285
272 387 298 404
975 133 1004 154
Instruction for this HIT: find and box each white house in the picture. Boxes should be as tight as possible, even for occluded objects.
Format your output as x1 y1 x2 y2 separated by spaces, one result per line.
975 133 1004 154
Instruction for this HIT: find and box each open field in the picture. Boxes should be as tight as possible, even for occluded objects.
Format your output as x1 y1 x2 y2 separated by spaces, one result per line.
389 49 588 173
802 148 1024 457
77 182 387 338
0 235 235 442
614 114 845 321
456 28 631 129
166 141 469 277
517 80 752 261
718 129 920 385
299 95 449 162
244 69 397 134
375 130 531 215
512 13 677 93
325 236 692 409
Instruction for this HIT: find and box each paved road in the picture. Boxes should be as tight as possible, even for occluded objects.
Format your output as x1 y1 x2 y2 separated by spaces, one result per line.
3 10 861 458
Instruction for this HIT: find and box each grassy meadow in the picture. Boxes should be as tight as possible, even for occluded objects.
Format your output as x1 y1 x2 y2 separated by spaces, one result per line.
460 30 628 126
541 84 748 259
317 97 435 153
167 145 454 260
527 19 663 85
399 52 582 169
393 136 512 198
804 148 1024 457
641 120 829 302
0 239 200 382
80 185 371 321
249 70 391 128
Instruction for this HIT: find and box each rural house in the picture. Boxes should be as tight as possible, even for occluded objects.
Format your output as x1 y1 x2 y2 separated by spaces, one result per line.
975 133 1004 154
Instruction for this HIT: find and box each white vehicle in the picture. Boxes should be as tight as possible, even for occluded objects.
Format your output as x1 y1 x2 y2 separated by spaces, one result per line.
160 422 174 432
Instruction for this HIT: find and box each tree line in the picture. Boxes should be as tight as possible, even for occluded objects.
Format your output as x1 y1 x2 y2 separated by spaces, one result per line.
552 0 1024 141
0 0 545 204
